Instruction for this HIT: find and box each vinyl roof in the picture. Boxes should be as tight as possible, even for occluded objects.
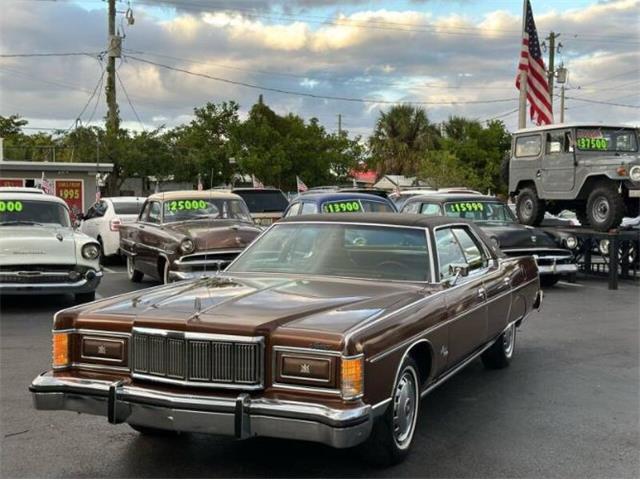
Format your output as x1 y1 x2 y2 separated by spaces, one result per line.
147 190 241 201
279 212 476 228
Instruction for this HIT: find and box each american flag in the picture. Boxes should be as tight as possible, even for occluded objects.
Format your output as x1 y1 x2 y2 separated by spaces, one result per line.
252 175 264 188
296 176 308 193
516 0 553 125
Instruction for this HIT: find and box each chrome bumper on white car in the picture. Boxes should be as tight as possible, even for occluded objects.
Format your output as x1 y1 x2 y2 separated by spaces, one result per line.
30 373 373 448
0 269 102 295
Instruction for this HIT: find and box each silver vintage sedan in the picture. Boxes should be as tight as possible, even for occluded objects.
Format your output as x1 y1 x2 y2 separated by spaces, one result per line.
0 192 102 303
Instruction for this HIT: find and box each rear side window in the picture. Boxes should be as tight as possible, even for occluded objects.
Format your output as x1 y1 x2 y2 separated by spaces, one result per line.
284 202 301 217
361 201 394 213
515 135 541 157
402 202 420 214
234 190 289 213
113 201 144 215
300 203 318 215
420 203 442 215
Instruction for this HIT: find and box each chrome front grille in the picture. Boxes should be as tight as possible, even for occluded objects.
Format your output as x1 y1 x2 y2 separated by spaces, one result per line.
131 329 264 389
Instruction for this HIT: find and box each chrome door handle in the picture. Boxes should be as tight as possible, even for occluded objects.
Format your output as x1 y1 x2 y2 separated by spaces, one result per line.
477 287 486 299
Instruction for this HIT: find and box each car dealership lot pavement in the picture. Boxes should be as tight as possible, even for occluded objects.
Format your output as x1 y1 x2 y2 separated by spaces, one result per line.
1 269 638 478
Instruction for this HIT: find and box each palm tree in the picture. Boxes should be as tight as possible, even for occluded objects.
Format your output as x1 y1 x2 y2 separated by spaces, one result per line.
369 105 440 176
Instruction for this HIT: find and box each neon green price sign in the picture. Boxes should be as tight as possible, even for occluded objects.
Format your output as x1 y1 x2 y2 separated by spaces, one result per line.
577 137 609 150
322 201 362 213
445 202 485 213
167 199 208 211
0 200 24 212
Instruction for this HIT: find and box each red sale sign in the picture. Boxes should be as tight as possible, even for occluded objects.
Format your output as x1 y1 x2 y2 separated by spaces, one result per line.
0 178 25 187
55 180 84 222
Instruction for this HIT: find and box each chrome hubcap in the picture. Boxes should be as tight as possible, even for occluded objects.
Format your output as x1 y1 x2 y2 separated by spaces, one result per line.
521 198 534 218
503 324 515 358
592 197 610 223
393 368 418 448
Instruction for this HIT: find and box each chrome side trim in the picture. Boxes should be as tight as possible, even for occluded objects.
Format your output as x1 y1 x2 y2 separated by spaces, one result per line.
420 318 522 398
368 277 538 364
53 328 131 338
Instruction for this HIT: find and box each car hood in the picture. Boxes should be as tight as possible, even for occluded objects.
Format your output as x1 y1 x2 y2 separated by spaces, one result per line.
75 274 427 337
478 222 558 249
164 220 261 250
0 225 78 265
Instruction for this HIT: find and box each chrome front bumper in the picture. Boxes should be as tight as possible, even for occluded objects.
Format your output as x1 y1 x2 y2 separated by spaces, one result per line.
0 270 102 295
30 373 373 448
535 263 578 275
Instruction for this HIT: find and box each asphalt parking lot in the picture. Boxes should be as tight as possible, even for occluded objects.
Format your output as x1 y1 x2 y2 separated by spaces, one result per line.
1 267 638 478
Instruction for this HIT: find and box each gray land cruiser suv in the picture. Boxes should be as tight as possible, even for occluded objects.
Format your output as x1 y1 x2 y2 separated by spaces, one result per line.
508 124 640 231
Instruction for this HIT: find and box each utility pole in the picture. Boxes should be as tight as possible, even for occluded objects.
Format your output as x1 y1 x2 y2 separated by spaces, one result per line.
545 31 560 117
337 114 342 135
106 0 120 137
560 85 565 123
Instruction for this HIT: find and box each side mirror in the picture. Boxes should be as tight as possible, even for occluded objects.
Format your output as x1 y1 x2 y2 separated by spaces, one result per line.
448 263 469 286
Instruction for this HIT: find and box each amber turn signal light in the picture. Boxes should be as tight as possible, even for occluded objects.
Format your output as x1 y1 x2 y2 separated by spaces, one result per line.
341 356 364 400
52 332 70 368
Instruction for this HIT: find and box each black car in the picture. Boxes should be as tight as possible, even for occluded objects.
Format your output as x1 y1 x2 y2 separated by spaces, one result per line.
401 193 579 287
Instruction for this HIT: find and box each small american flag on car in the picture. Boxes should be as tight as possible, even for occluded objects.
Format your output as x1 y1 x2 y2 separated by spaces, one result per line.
296 176 308 193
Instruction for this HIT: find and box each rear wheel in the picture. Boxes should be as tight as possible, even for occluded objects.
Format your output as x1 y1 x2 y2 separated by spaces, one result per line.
586 183 625 231
128 424 179 436
516 187 545 226
126 255 144 283
359 357 420 467
482 323 516 369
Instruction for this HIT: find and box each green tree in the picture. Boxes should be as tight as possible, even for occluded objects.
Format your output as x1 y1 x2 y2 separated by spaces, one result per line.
234 101 363 190
167 101 241 187
369 104 440 176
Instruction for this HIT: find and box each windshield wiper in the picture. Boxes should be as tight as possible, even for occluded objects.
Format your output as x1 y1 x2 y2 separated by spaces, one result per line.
0 220 46 226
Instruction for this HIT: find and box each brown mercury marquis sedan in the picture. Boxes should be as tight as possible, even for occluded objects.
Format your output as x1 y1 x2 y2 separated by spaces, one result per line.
119 191 262 284
30 214 542 465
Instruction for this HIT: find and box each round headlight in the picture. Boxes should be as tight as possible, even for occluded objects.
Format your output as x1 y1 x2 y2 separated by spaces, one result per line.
180 238 195 254
81 243 100 260
565 236 578 250
629 165 640 182
599 239 610 255
490 236 500 249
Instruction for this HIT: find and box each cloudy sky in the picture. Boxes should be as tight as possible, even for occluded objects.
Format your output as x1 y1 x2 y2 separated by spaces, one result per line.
1 0 638 138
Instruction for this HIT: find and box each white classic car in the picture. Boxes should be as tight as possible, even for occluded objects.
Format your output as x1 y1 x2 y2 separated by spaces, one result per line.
0 192 102 303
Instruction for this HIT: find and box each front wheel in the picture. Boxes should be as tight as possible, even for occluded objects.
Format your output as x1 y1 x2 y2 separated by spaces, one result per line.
359 357 420 467
586 184 625 231
126 255 144 283
516 187 545 226
482 323 516 369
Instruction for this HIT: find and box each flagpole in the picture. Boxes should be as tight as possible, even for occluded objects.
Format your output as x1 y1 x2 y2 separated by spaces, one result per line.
518 0 528 129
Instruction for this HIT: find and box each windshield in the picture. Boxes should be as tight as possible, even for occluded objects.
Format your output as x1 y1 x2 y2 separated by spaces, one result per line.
575 128 638 152
443 201 515 223
163 198 252 223
234 190 289 213
0 199 70 227
112 201 144 215
228 223 431 282
321 199 394 213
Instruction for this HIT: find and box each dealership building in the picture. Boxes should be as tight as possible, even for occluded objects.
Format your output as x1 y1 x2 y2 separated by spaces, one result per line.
0 158 114 220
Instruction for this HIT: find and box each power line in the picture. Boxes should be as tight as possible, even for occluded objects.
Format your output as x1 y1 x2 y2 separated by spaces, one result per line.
0 51 103 58
64 65 107 133
124 54 519 106
562 96 640 109
115 69 146 131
